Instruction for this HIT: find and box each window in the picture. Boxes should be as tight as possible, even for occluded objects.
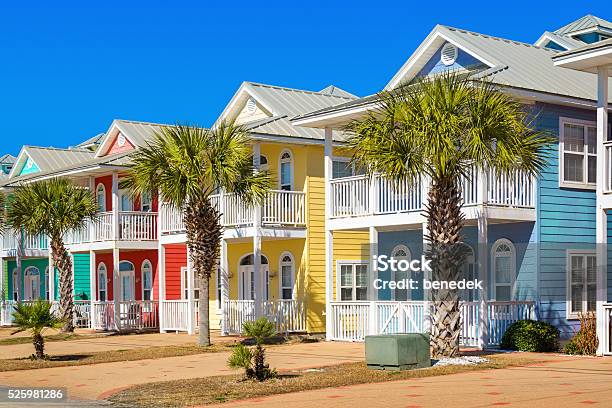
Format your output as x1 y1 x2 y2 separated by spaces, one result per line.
97 263 107 301
96 184 106 212
259 155 269 172
332 158 365 179
279 253 294 300
120 190 133 211
461 245 477 301
12 268 18 301
45 267 49 300
279 150 293 190
492 239 516 301
338 262 368 301
182 267 200 300
567 251 597 319
141 260 153 301
239 254 269 301
119 261 135 301
141 192 152 212
216 264 222 309
391 245 411 301
560 118 597 189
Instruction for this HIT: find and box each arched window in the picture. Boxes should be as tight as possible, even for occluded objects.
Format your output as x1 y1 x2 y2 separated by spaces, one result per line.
12 268 18 301
492 239 516 301
97 263 107 301
141 260 153 301
391 245 411 301
279 150 293 191
119 261 135 301
259 155 269 172
279 252 294 300
24 266 40 300
96 183 106 212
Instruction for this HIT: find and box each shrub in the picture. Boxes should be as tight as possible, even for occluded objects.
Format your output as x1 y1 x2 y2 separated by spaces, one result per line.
227 317 277 381
11 300 63 359
500 320 560 352
564 312 598 355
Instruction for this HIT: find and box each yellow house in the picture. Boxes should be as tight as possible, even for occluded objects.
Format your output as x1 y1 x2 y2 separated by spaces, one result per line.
158 81 369 335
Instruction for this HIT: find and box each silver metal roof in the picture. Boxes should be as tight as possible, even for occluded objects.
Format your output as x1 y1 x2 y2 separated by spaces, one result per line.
0 154 16 164
23 146 94 171
554 15 612 36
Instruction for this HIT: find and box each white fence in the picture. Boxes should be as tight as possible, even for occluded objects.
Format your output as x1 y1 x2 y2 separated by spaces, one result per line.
160 190 306 234
224 299 306 335
329 300 536 347
91 300 159 331
1 300 91 328
64 211 157 245
330 169 536 218
1 232 48 252
604 303 612 356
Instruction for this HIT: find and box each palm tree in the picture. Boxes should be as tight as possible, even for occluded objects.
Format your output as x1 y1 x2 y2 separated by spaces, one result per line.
346 72 552 358
12 300 63 359
7 179 98 332
123 122 272 346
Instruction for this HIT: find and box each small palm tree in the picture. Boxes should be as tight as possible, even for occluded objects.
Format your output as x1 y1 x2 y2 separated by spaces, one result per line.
228 317 276 380
123 122 272 346
11 300 63 359
346 72 553 358
7 179 98 332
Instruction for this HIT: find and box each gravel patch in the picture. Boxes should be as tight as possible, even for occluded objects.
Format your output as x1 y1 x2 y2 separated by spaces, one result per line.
433 356 489 366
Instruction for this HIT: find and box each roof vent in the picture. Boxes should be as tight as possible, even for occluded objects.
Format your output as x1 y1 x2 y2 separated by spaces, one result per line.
441 43 458 66
117 133 126 147
246 98 257 115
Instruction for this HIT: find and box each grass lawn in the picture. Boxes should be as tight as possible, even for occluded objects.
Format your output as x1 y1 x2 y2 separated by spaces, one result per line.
108 354 543 408
0 343 234 372
0 332 105 346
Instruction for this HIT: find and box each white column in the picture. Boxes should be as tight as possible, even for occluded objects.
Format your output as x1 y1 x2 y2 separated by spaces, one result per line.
0 255 4 302
252 142 263 318
15 231 23 301
48 250 55 302
324 127 334 340
369 227 378 300
186 247 195 335
596 66 609 356
158 244 166 333
220 238 229 335
477 209 489 350
422 222 431 333
111 172 120 241
89 176 95 243
89 251 96 329
112 248 121 331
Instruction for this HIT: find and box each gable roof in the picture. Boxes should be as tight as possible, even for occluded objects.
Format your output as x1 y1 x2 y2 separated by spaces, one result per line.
9 146 95 179
535 31 587 50
95 119 167 157
0 154 16 164
77 133 105 150
553 14 612 36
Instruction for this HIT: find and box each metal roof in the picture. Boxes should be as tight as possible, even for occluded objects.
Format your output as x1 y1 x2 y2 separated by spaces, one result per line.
0 154 16 164
554 15 612 36
537 31 587 50
244 115 349 142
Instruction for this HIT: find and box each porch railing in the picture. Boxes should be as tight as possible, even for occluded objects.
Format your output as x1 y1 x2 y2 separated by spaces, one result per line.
1 232 48 252
91 300 159 331
224 299 306 335
328 300 536 346
160 190 306 235
329 169 536 218
64 211 157 245
1 300 90 328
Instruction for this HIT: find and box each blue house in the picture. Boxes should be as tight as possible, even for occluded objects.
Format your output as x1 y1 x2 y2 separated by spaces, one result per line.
293 15 612 353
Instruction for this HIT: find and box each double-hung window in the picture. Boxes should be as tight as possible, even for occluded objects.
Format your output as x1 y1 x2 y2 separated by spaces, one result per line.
567 251 596 319
560 118 597 189
338 262 368 301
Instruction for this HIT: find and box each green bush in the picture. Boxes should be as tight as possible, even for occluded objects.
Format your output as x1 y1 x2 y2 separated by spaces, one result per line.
563 333 581 355
500 320 560 352
563 313 598 355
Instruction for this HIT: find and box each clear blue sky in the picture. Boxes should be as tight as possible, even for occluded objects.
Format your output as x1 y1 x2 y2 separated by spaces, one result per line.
0 1 608 155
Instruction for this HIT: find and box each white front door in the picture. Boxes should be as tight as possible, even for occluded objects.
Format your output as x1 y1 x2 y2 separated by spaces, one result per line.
120 270 135 301
239 265 269 301
24 271 40 300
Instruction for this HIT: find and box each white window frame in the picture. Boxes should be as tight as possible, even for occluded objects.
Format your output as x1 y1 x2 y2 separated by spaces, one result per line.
331 156 363 179
44 267 49 301
118 261 136 301
391 245 411 301
97 262 107 301
559 117 597 190
216 264 222 311
566 249 597 320
96 183 106 212
491 238 516 301
279 251 295 300
336 260 369 301
141 260 153 301
181 266 200 300
141 191 153 212
279 149 294 191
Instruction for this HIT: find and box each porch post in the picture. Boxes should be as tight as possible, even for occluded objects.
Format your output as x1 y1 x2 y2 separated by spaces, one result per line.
15 231 23 301
89 250 96 329
324 127 334 340
220 238 229 335
477 206 489 350
596 66 609 356
88 176 95 243
113 247 121 331
422 221 431 333
186 246 195 335
252 142 263 318
0 256 4 302
370 227 378 301
158 244 166 333
48 250 55 302
111 171 120 240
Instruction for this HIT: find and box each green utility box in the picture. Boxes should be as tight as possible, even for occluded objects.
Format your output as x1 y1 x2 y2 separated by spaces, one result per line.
365 333 431 371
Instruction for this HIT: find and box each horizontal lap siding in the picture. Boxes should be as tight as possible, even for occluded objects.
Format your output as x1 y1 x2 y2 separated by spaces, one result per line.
307 175 325 333
164 244 186 300
73 253 90 300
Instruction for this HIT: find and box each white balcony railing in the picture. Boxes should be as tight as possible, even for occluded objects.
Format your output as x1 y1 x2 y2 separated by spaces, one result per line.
160 190 306 235
330 169 536 219
328 300 536 346
1 231 48 253
64 211 157 245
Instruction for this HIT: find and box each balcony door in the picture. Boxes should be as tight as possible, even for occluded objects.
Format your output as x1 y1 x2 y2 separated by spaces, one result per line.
119 261 136 301
238 254 269 301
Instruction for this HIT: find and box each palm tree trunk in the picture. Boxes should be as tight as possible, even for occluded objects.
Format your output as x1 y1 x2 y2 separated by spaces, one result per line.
424 176 465 358
184 198 222 346
32 332 45 359
50 235 74 333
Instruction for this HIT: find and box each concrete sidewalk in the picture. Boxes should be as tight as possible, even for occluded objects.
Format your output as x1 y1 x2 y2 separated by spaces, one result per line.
0 341 364 401
208 354 612 408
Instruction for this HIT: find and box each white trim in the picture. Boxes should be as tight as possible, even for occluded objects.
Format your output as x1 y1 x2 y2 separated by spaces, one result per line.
23 266 41 300
335 259 369 301
97 262 108 302
237 252 269 301
566 249 597 320
534 32 576 50
141 259 153 301
279 148 294 190
214 83 276 127
491 238 516 301
559 116 598 190
118 260 136 301
278 251 295 300
390 244 411 301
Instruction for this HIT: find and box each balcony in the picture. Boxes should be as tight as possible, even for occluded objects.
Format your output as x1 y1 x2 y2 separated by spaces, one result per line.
64 211 158 246
161 190 306 235
329 169 536 229
1 232 48 256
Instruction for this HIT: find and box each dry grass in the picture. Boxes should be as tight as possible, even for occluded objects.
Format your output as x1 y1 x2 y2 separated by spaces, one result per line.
109 354 541 408
0 343 233 372
0 332 105 346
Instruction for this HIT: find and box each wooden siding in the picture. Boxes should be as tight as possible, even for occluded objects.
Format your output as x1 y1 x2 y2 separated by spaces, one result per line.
164 244 186 300
73 253 90 300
